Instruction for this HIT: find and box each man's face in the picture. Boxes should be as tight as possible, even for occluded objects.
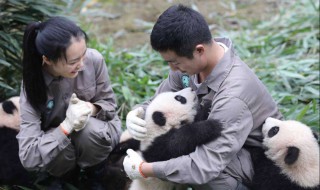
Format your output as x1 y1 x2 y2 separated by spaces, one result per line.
160 50 204 75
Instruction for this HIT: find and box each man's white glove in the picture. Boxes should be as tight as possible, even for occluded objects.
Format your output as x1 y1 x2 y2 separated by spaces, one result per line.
61 93 92 135
123 149 146 179
126 107 147 140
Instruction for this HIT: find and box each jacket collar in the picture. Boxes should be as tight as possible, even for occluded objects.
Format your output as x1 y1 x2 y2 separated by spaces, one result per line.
191 37 235 94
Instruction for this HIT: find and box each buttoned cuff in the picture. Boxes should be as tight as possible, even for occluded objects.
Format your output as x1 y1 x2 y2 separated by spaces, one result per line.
52 127 71 150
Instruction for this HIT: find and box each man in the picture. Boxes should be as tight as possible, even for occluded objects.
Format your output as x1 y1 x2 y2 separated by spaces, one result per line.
123 4 282 190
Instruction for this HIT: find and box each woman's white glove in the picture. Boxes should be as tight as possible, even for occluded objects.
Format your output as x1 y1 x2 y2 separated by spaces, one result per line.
123 149 146 179
126 107 147 140
61 93 92 135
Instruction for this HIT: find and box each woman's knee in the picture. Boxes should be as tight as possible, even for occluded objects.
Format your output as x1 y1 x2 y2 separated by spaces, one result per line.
46 145 76 177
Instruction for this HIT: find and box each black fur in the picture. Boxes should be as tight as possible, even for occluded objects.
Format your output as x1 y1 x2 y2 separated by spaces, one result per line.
101 138 140 190
152 111 166 127
284 146 299 165
0 127 34 187
143 119 222 162
113 102 222 162
110 138 141 156
0 98 35 187
2 99 17 114
247 146 320 190
142 100 222 162
102 154 132 190
174 95 186 104
113 100 223 161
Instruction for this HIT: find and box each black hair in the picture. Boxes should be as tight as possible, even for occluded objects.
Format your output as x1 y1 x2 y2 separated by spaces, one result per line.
22 16 87 111
150 4 212 59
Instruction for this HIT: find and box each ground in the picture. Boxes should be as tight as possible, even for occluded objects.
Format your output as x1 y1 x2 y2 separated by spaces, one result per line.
81 0 281 50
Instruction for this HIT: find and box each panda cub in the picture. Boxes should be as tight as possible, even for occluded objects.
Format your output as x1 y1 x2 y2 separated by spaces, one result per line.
116 88 222 190
249 117 320 190
0 96 20 131
0 97 33 187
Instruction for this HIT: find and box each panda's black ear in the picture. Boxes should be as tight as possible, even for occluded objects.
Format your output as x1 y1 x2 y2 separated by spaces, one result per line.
284 146 300 165
2 100 17 114
152 111 166 127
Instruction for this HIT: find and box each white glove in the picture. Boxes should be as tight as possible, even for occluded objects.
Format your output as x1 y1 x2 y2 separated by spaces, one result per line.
61 93 92 135
123 149 146 179
126 107 147 140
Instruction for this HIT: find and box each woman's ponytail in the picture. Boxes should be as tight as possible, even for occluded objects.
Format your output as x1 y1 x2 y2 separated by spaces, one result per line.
22 22 47 111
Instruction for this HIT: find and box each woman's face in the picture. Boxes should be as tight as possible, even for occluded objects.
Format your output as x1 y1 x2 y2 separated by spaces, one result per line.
44 37 87 78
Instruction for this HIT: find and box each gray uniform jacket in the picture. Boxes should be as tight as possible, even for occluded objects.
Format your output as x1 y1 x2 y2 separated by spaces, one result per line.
17 48 122 171
140 38 282 187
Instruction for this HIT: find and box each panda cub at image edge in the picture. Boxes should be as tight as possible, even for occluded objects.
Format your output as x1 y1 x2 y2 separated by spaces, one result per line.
249 117 320 190
0 96 20 131
0 97 33 187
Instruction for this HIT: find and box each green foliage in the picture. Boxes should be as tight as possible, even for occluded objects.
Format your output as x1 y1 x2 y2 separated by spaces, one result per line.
89 39 168 126
88 0 319 131
0 0 319 188
224 0 320 130
0 0 71 100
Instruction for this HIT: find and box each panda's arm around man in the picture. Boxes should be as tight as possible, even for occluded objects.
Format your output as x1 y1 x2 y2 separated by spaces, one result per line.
113 97 222 163
142 102 222 162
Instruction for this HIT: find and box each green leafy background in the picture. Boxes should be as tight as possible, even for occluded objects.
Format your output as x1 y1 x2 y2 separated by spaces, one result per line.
0 0 319 189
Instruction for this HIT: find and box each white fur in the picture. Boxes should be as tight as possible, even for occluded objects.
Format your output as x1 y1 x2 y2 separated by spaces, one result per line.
0 96 20 131
130 88 197 190
262 117 320 188
141 88 197 151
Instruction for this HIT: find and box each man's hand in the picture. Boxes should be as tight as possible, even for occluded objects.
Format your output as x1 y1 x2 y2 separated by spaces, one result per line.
61 93 92 135
126 107 147 140
123 149 146 179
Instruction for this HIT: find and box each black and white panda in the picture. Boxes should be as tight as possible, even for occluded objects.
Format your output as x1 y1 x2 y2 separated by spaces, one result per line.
111 88 319 190
0 96 20 131
0 97 33 187
248 117 320 190
112 88 222 190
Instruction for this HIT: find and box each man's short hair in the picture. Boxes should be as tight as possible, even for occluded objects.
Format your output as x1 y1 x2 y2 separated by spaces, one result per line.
150 4 212 59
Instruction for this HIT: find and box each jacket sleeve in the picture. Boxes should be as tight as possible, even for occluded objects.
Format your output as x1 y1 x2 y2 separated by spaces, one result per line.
152 96 253 184
17 89 71 171
89 49 118 121
83 49 122 147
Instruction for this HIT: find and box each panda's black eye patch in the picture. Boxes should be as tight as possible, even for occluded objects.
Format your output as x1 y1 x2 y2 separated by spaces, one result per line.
268 126 279 138
180 120 188 126
175 95 186 104
152 111 166 127
2 100 17 114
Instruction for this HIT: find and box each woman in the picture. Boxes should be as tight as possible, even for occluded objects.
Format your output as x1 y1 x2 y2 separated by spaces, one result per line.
17 16 122 189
